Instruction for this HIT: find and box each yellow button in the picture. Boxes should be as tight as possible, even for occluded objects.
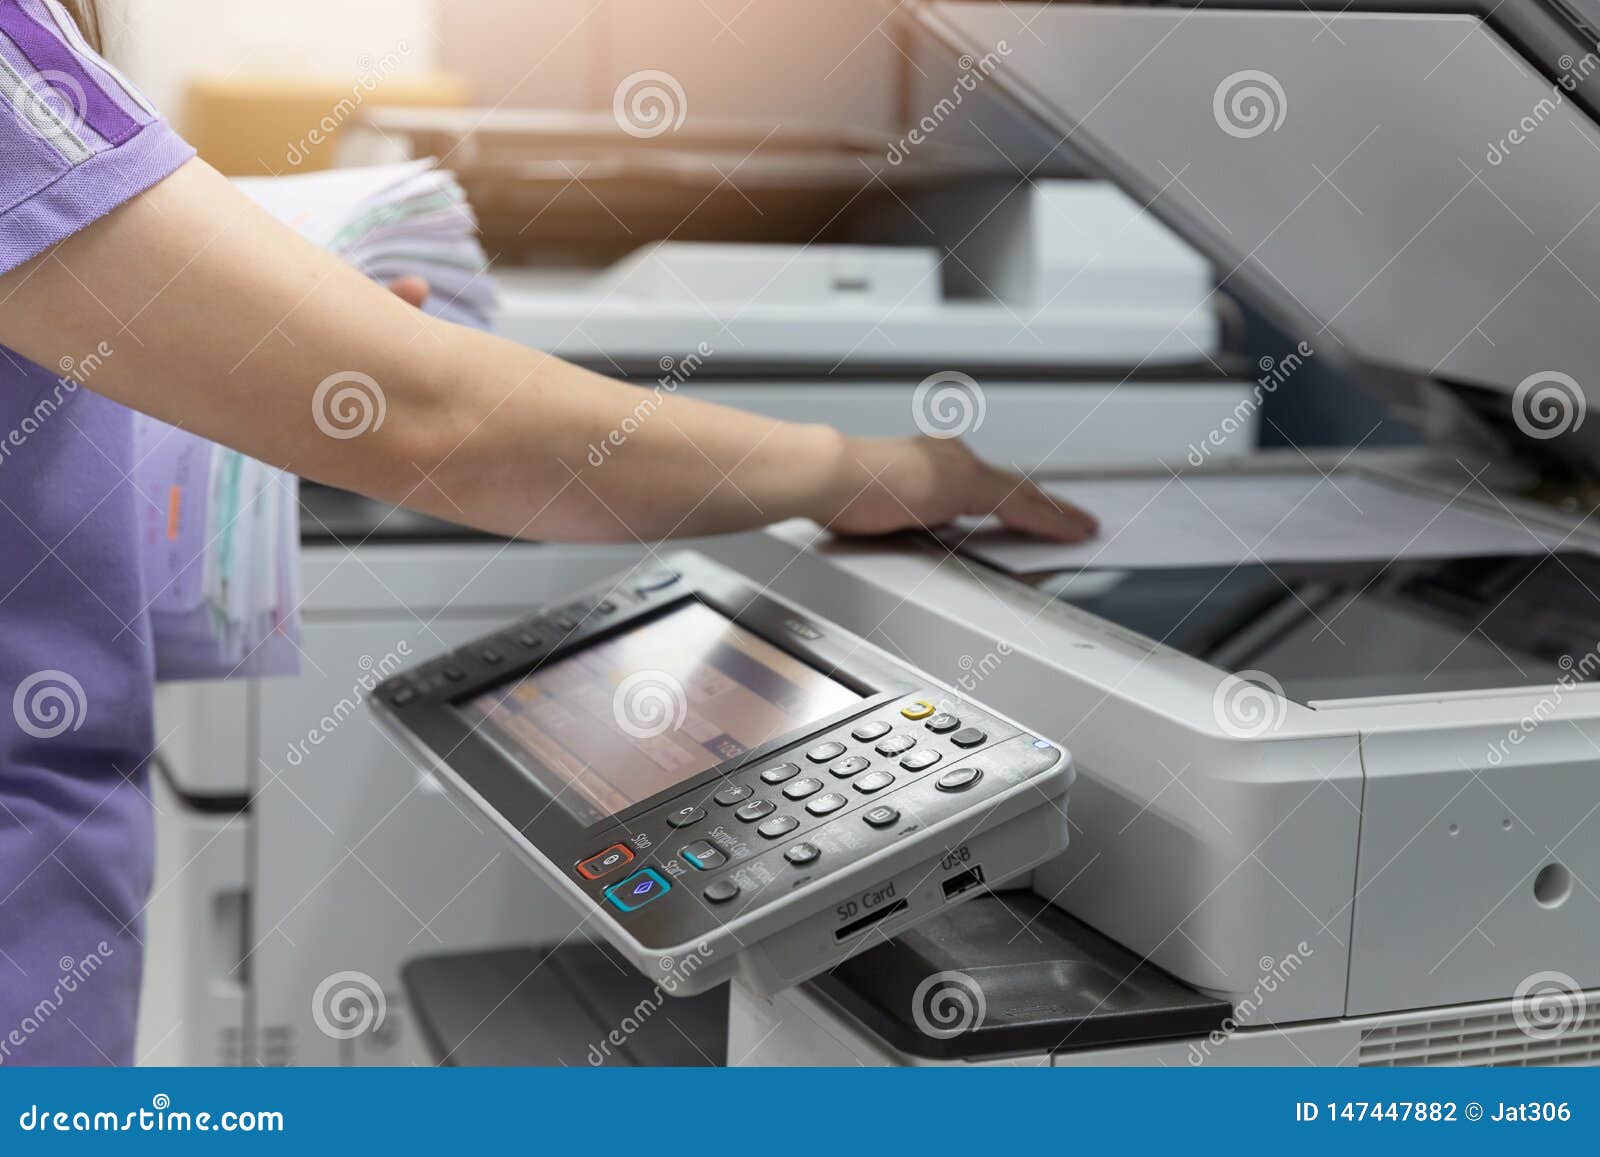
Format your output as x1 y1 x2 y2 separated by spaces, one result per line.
901 700 936 720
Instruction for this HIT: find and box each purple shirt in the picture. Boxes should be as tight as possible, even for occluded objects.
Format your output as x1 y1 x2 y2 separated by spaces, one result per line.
0 0 193 1065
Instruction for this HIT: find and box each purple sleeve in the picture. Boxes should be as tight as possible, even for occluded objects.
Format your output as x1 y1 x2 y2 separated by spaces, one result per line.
0 0 194 276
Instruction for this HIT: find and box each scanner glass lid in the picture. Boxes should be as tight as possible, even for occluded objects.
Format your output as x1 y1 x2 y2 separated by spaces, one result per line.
915 1 1600 465
1039 551 1600 704
458 600 861 824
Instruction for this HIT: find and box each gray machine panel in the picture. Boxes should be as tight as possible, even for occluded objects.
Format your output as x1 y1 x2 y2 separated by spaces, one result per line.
374 553 1075 998
920 3 1600 463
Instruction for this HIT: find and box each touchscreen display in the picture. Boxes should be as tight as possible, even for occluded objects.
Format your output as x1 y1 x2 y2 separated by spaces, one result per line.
459 601 860 824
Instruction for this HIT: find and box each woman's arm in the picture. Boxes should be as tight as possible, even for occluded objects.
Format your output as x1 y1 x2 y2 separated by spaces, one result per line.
0 158 1095 544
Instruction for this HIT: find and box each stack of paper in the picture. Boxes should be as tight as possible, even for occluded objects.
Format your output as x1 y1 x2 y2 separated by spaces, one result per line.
234 159 498 329
137 161 497 680
135 423 302 680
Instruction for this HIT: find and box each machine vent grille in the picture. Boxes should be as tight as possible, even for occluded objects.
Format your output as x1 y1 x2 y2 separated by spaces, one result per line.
1359 1007 1600 1067
258 1024 292 1067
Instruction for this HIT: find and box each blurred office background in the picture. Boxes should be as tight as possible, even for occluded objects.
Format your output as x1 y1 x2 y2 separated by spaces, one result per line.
98 0 1385 446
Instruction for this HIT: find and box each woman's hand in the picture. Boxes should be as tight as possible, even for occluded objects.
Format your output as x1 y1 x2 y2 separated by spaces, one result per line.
826 435 1097 542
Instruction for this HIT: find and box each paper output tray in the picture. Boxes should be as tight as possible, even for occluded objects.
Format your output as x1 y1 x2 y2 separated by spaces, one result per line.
401 945 728 1067
807 892 1230 1060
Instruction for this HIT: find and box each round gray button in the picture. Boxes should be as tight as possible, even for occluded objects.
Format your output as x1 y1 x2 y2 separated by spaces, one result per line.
936 766 982 792
714 783 753 806
828 755 871 779
875 734 916 756
758 814 801 839
634 569 680 593
852 770 895 794
760 762 802 785
805 793 849 816
735 799 776 822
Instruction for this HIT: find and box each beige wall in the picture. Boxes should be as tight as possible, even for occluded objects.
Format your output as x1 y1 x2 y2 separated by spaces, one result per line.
100 0 438 118
97 1 901 135
435 0 603 112
95 0 912 158
438 0 901 130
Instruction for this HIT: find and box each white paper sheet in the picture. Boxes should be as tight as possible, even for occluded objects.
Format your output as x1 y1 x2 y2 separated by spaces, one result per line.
938 472 1558 573
141 163 498 681
234 160 498 325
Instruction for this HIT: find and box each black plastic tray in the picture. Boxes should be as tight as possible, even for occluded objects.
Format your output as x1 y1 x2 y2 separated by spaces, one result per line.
401 944 727 1067
809 891 1231 1061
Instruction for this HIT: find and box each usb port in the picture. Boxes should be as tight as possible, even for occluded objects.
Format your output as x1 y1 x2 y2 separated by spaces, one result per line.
941 865 985 900
834 898 910 941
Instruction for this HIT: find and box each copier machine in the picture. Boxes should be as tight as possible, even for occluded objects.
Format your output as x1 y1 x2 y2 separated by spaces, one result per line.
138 152 1255 1066
709 0 1600 1065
